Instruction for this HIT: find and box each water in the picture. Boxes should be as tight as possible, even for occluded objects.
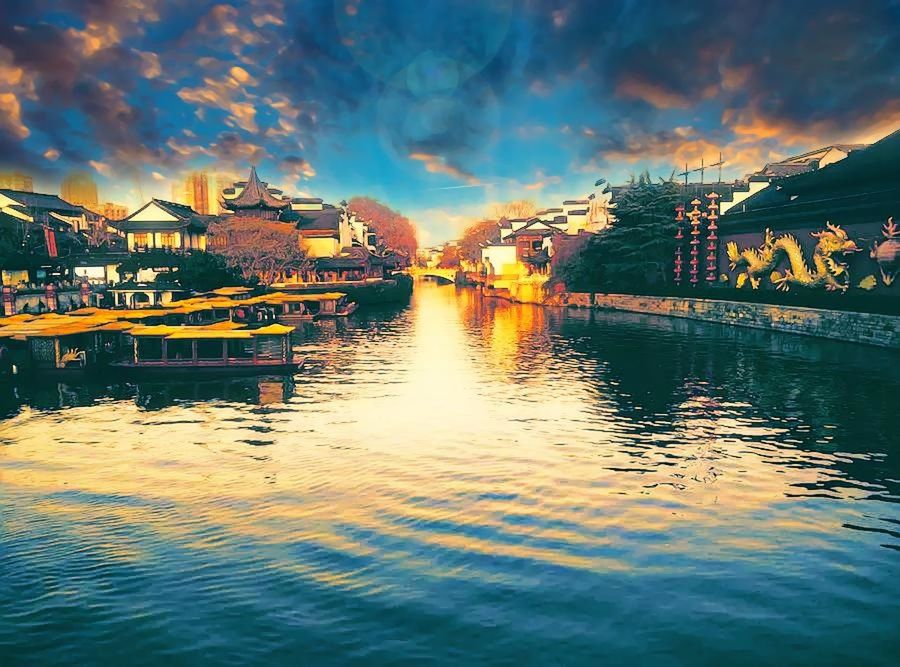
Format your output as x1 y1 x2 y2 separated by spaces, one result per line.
2 282 899 666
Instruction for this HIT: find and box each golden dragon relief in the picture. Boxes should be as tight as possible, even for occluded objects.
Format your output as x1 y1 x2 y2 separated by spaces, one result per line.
726 223 861 292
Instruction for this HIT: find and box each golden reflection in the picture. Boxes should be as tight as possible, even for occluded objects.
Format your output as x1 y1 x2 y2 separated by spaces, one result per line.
1 282 897 576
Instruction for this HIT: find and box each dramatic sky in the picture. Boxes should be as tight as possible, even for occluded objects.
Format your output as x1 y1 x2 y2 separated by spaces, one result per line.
1 0 898 244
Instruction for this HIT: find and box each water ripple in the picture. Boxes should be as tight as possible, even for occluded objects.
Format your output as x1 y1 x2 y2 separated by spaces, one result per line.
2 284 899 665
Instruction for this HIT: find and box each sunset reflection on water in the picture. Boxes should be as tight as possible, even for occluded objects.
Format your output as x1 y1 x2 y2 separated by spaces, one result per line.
2 282 899 665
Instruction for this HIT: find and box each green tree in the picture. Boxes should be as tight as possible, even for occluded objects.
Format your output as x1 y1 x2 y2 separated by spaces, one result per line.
555 171 679 293
175 252 247 292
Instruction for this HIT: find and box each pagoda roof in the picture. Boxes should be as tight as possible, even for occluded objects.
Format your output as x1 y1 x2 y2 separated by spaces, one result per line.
225 167 289 211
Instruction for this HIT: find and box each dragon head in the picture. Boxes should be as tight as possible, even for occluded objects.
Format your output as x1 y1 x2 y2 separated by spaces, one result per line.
811 222 860 257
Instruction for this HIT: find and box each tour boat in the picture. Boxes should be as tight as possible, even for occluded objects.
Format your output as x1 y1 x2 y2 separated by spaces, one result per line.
110 323 303 375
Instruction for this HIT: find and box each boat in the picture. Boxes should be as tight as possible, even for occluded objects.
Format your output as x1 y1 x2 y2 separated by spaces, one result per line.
302 292 358 318
109 323 302 375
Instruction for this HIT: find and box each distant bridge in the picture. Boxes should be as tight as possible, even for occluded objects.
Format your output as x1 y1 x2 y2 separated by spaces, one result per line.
409 267 459 284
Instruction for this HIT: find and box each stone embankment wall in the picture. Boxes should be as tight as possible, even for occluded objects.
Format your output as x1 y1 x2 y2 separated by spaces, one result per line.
545 292 899 349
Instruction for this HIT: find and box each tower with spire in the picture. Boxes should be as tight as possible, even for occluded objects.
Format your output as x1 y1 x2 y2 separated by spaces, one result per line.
221 166 290 220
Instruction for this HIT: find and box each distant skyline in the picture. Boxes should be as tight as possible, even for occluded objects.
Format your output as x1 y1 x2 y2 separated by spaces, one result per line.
1 0 898 244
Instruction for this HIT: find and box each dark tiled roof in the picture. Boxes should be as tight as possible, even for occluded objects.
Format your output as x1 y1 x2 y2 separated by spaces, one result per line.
509 220 563 237
0 189 83 214
0 210 31 228
720 130 900 230
292 197 323 204
294 208 341 232
567 209 588 215
316 247 374 269
225 167 289 211
563 199 588 205
114 199 210 232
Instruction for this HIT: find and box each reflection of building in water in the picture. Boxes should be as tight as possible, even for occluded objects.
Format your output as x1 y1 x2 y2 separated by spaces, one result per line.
258 379 292 405
134 377 295 409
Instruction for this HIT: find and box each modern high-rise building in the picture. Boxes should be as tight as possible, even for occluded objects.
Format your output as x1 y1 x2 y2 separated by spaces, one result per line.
170 171 236 214
94 202 129 220
0 171 34 192
61 171 99 209
170 172 211 214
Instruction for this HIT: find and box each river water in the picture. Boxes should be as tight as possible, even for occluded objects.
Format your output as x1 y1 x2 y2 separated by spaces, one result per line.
2 282 899 666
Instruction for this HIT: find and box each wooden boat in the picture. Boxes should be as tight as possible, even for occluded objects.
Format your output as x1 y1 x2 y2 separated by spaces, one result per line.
303 292 358 318
109 323 303 376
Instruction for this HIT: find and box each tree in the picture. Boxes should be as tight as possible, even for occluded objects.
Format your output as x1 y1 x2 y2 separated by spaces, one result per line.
489 200 537 220
348 197 418 256
438 245 460 268
84 220 120 249
459 218 501 262
207 217 310 285
555 172 679 293
175 252 246 292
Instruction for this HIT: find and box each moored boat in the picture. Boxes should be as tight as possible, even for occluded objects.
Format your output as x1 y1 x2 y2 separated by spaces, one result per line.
110 323 302 375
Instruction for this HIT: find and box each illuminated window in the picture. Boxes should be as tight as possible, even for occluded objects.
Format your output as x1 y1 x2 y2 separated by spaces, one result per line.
161 232 177 247
133 233 148 247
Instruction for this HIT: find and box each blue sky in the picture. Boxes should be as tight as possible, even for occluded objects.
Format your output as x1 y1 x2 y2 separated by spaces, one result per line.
1 0 898 244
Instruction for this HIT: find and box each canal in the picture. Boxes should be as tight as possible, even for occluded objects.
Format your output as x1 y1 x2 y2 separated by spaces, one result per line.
2 281 899 665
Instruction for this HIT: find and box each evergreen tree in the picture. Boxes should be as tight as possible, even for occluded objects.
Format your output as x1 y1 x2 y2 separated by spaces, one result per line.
556 172 679 293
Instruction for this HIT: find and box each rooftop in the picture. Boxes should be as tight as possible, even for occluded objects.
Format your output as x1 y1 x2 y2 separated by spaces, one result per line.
225 167 289 211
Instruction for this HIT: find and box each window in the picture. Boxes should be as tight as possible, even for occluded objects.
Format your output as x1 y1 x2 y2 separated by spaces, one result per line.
255 336 283 360
133 233 149 248
137 338 163 361
161 232 177 248
227 339 254 359
165 339 193 361
196 338 225 360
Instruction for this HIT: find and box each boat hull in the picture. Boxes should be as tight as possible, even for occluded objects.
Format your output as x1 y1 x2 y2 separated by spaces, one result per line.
108 359 305 377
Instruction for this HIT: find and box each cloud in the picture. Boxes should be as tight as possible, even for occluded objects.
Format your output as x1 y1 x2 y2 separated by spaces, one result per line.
136 50 161 78
0 92 30 140
522 170 561 191
279 155 316 180
409 153 480 185
89 160 112 176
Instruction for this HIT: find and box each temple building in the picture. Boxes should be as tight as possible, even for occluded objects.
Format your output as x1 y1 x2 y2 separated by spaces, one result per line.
718 129 899 293
0 188 88 232
114 199 210 252
220 167 290 220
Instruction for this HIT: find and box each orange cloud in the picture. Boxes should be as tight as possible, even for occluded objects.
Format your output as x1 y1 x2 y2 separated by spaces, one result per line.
409 153 479 185
523 170 562 191
615 75 691 109
0 92 29 139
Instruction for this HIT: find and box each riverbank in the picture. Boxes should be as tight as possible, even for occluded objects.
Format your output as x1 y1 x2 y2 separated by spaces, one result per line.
480 282 900 349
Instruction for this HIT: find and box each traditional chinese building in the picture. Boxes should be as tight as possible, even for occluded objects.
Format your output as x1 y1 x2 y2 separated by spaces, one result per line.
114 199 210 252
220 167 290 220
718 129 900 293
0 188 88 232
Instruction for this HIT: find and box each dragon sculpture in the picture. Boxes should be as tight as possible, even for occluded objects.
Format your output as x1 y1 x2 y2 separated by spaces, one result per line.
726 222 860 292
870 217 899 286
